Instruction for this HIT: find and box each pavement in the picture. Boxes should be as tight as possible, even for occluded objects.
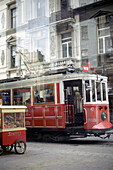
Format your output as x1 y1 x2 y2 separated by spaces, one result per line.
0 136 113 170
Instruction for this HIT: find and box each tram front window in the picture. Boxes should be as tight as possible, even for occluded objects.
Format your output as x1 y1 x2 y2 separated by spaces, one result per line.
85 80 90 102
102 83 106 101
92 80 96 102
96 82 101 101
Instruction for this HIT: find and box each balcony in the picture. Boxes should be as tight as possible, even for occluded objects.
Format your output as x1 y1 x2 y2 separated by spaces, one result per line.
25 57 78 76
28 10 74 31
28 16 49 30
50 9 74 23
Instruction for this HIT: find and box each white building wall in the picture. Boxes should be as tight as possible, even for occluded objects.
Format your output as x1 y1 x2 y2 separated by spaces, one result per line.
80 19 98 67
70 0 79 9
0 3 7 79
0 0 98 80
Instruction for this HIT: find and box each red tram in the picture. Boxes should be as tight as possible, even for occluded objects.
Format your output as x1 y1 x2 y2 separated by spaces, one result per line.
0 72 112 141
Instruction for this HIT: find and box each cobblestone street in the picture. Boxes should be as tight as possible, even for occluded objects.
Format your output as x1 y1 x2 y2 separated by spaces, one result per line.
0 136 113 170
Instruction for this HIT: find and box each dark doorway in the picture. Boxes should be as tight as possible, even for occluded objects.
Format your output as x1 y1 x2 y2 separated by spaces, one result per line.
64 80 84 126
109 95 113 124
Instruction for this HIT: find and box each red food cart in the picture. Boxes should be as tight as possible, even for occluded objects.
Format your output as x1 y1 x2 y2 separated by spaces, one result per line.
0 106 27 155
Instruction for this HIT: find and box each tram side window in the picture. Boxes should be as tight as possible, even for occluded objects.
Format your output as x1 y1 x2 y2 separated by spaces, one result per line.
4 112 24 129
92 80 96 102
34 84 54 104
67 87 72 95
13 88 31 105
73 88 83 114
85 80 90 102
0 90 11 105
96 82 101 101
102 83 106 101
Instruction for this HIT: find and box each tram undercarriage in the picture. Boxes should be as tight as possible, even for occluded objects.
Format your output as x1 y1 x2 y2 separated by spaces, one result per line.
26 124 113 142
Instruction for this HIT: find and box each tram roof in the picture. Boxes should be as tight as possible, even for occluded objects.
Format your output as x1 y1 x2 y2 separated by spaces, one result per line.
0 77 25 84
0 71 107 89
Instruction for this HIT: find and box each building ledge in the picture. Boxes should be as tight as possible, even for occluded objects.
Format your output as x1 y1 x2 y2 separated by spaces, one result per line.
25 57 79 76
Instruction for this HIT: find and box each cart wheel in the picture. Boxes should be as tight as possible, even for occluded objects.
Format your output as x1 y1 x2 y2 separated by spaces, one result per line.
14 139 26 154
3 145 13 152
0 147 3 155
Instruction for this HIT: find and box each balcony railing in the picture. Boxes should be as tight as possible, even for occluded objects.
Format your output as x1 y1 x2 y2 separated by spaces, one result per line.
28 9 73 29
26 57 78 76
50 9 74 23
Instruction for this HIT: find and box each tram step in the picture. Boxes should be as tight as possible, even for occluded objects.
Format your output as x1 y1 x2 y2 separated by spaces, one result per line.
69 134 85 138
67 126 84 129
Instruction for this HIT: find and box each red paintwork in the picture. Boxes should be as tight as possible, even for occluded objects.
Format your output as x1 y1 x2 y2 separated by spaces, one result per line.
25 104 66 129
92 121 113 129
65 104 74 124
0 131 1 144
84 103 112 129
2 130 26 146
57 83 60 104
25 103 113 130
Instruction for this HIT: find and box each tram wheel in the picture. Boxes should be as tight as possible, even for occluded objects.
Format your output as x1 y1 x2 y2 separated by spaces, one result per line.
14 139 26 154
42 134 52 142
3 145 13 152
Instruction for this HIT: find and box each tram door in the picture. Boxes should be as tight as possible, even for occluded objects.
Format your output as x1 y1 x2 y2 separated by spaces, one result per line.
109 96 113 124
64 80 84 126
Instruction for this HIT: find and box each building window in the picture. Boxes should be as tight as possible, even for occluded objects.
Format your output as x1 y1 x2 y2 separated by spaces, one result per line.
98 55 101 66
81 49 88 65
37 0 46 17
11 8 16 28
61 0 68 10
98 27 112 54
81 49 88 58
61 32 72 58
81 26 88 40
11 45 17 68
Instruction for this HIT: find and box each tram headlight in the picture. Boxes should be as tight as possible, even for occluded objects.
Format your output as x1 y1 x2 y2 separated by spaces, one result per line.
101 111 107 121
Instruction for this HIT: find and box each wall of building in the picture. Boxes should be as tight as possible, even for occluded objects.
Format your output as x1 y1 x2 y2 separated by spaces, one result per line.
0 0 112 79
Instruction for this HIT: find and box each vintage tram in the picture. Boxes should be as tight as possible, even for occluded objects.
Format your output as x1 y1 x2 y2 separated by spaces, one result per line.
0 71 112 141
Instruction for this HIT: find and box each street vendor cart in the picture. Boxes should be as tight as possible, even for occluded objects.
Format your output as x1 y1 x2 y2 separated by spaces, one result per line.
0 106 27 155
